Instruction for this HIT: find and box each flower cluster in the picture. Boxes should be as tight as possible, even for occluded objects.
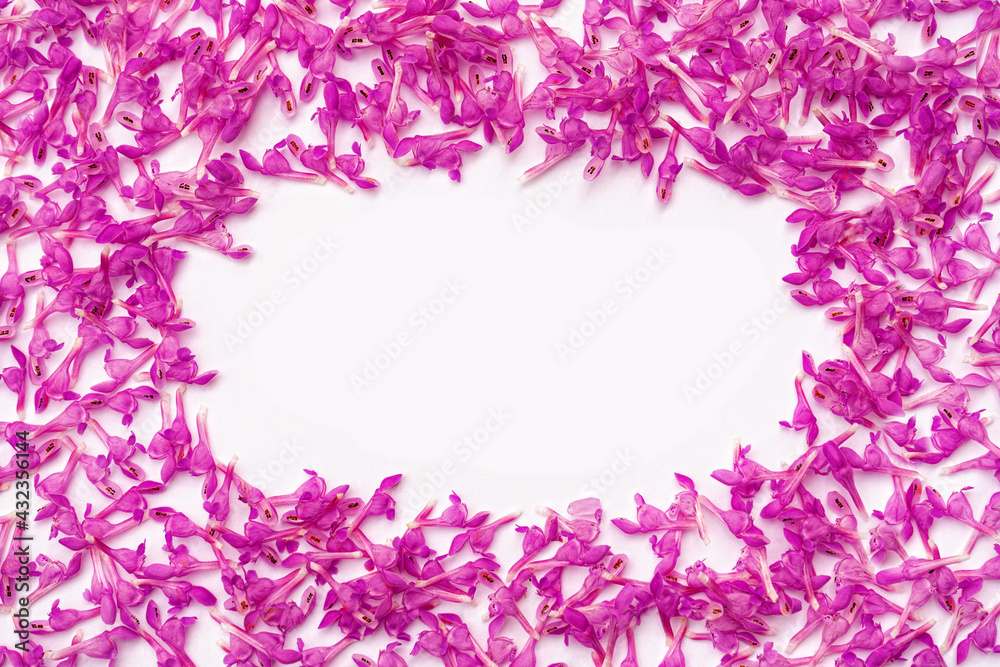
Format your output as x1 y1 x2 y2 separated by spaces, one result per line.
1 0 1000 664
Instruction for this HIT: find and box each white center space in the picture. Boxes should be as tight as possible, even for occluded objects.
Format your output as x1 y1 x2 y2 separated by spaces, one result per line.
178 139 828 519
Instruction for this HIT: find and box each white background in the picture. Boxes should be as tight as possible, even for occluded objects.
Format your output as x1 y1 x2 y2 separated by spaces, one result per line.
179 135 818 522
